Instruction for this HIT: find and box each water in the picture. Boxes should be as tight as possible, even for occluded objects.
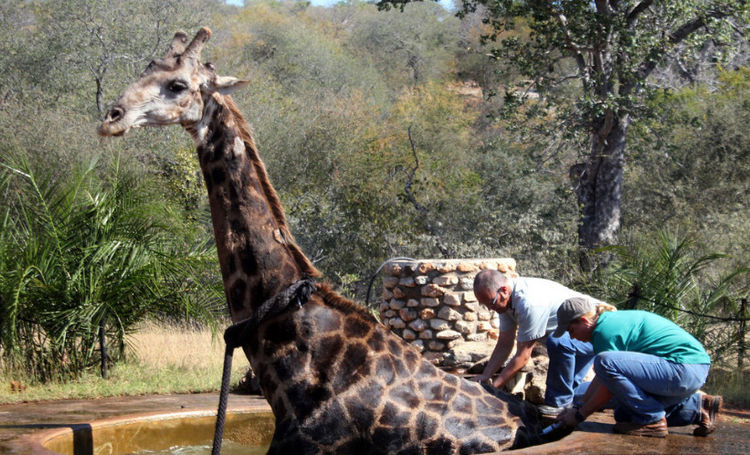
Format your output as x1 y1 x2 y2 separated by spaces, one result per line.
133 440 270 455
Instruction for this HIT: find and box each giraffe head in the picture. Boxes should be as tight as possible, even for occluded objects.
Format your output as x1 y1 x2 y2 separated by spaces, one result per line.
98 27 248 137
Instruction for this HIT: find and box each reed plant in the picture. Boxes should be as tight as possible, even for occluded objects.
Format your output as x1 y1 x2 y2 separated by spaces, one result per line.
574 230 750 406
0 149 223 382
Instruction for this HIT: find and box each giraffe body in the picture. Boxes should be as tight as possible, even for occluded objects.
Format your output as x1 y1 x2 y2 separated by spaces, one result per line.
99 28 543 454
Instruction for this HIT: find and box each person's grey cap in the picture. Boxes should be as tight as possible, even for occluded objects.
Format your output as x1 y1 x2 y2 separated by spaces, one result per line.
553 297 595 337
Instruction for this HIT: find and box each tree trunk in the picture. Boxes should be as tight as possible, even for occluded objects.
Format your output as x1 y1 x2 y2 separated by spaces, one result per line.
573 111 630 261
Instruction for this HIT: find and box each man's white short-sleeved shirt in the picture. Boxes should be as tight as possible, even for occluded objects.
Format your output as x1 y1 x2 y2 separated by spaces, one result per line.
498 277 602 342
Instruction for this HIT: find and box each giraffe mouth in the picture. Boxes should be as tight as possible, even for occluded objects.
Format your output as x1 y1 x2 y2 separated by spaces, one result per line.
97 122 129 137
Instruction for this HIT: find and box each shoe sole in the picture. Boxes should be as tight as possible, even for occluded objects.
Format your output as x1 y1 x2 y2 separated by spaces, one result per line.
613 428 667 438
613 421 668 438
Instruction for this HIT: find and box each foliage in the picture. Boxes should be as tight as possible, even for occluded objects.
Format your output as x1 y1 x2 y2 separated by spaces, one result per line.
0 0 748 388
344 2 461 86
625 67 750 272
574 231 749 370
379 0 750 253
217 1 385 98
0 0 218 117
0 151 222 381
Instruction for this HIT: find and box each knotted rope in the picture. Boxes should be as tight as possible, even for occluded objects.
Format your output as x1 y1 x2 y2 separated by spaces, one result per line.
211 278 316 455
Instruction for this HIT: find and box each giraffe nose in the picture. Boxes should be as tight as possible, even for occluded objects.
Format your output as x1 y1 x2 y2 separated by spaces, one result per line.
105 105 125 123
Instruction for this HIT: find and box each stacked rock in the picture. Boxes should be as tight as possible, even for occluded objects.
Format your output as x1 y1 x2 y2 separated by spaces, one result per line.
378 258 517 367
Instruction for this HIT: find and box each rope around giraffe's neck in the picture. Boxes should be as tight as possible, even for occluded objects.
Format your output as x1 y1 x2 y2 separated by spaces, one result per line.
212 277 316 455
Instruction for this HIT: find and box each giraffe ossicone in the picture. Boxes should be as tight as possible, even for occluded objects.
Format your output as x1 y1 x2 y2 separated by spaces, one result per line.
99 27 550 453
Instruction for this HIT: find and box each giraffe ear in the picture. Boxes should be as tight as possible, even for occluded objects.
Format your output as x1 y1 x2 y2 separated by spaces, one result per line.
208 76 250 95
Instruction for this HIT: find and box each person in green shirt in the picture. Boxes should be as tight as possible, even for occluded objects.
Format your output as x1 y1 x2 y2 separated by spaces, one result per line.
553 297 721 438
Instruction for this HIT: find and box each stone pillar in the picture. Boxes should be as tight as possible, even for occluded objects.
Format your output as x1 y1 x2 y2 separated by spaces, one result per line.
378 258 517 369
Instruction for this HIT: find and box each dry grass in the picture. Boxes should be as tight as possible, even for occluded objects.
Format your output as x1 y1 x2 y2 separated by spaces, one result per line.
127 321 250 371
0 321 251 404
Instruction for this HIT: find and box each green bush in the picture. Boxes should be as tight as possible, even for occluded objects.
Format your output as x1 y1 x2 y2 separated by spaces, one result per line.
0 151 222 381
574 231 749 381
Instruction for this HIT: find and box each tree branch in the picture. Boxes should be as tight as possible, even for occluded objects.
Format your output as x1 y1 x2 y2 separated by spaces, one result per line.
626 0 655 28
556 13 590 84
403 126 453 259
636 8 734 81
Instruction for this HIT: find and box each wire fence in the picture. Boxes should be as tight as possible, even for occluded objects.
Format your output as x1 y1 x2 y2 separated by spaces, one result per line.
630 295 749 372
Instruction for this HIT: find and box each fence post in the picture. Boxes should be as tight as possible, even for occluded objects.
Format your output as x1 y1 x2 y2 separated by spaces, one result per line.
99 317 108 379
739 298 747 377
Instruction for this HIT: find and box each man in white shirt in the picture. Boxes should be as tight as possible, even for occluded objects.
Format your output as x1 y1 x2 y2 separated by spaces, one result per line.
472 269 603 416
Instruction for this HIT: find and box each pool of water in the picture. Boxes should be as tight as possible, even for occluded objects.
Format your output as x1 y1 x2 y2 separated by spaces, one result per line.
133 440 269 455
40 410 275 455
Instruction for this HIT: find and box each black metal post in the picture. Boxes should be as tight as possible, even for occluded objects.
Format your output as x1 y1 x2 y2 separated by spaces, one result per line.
99 317 108 379
739 298 747 376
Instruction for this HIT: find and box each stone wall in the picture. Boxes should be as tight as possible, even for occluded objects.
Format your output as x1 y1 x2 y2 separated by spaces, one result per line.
378 258 518 369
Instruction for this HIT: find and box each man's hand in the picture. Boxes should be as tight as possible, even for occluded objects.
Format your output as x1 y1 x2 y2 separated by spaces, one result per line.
556 406 584 428
472 375 493 386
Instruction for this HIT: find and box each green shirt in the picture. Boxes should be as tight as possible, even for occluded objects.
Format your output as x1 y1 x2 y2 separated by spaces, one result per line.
592 310 710 365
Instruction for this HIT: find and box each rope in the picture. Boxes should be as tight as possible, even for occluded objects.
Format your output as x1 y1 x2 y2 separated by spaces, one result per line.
629 295 750 322
211 344 234 455
211 277 316 455
365 257 416 307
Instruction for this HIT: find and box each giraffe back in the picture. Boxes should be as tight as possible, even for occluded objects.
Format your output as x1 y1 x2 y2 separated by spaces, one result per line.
246 284 541 454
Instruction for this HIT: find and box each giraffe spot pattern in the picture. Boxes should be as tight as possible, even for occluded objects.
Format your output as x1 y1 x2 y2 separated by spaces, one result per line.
372 426 411 453
272 355 295 382
238 244 258 275
414 411 439 440
389 383 422 408
425 437 455 454
345 397 376 432
396 445 421 455
228 278 246 312
452 393 474 414
356 381 384 409
265 317 297 346
332 342 370 393
344 314 371 338
379 402 411 427
302 400 349 446
418 380 443 401
286 381 319 422
211 166 226 186
460 439 496 455
313 334 343 374
366 329 386 352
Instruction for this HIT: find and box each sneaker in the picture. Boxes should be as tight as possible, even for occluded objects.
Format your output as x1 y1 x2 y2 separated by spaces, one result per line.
693 393 722 436
613 417 668 438
537 404 564 417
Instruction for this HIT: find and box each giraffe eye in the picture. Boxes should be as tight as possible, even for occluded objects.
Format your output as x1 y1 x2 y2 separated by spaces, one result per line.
167 80 188 93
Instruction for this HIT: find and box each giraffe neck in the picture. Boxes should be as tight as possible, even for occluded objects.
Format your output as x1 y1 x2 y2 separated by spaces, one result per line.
188 93 318 322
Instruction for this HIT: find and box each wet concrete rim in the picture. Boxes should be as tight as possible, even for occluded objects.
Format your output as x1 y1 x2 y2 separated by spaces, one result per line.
1 393 747 455
1 402 614 455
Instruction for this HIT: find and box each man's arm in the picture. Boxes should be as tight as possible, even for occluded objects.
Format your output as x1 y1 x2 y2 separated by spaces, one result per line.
475 329 515 383
491 339 536 389
557 376 613 427
578 376 613 417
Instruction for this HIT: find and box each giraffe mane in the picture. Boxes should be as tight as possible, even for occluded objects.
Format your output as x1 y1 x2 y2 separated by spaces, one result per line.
222 95 321 279
316 282 380 323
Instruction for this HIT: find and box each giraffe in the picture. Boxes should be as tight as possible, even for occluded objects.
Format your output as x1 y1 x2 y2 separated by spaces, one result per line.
98 28 547 453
